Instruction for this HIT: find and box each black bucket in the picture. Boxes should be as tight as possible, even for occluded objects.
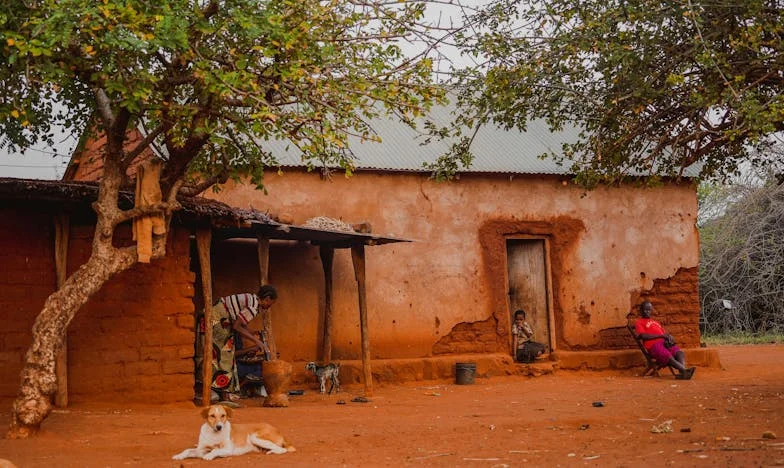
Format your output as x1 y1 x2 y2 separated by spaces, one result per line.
455 362 476 385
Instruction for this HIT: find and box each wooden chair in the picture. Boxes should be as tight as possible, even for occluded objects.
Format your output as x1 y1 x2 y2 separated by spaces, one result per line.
626 323 676 377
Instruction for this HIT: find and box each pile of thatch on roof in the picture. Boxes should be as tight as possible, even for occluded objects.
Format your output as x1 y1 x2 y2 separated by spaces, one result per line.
303 216 373 234
303 216 355 232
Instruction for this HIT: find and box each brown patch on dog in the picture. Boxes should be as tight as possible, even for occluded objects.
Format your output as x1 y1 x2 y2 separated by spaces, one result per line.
230 422 296 452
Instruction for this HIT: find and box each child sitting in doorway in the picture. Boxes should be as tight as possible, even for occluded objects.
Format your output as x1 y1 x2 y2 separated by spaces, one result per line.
512 309 546 363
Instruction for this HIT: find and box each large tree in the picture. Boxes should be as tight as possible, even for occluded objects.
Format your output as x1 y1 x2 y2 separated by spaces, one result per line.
435 0 784 185
0 0 449 437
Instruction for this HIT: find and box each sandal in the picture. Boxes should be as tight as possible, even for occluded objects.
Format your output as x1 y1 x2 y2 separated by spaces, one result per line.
676 367 696 380
221 391 242 402
218 400 242 409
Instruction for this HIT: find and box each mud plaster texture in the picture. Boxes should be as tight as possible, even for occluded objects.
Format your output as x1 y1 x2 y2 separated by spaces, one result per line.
205 170 699 361
432 217 585 355
65 225 195 403
592 267 701 350
66 136 701 363
0 205 196 402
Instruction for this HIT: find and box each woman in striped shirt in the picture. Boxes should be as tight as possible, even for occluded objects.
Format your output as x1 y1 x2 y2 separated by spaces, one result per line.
195 285 278 402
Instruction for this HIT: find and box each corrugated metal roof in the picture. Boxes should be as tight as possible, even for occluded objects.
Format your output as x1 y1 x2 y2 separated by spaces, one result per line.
264 103 578 175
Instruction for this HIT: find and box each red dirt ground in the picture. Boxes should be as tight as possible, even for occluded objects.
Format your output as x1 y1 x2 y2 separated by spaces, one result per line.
1 345 783 467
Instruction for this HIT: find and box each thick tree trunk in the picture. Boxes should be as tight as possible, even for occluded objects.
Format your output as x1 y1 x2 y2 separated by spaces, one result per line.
7 251 136 438
8 99 186 438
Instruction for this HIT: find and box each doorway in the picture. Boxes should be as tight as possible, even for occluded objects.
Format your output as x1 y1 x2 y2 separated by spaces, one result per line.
506 238 554 354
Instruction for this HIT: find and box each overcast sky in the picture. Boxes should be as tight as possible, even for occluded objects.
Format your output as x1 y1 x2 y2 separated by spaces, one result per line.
0 130 76 180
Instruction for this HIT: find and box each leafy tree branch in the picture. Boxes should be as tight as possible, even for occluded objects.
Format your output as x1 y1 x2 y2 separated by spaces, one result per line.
439 0 784 185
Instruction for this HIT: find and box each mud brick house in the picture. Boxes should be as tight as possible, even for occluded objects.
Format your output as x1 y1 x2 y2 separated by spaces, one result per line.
0 178 409 404
0 179 287 403
59 103 720 396
198 112 721 373
0 179 193 402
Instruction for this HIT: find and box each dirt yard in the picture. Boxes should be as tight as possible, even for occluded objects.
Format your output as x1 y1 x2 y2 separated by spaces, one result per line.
1 345 783 467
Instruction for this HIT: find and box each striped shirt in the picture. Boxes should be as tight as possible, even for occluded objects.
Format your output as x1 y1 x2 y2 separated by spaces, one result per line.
220 293 260 325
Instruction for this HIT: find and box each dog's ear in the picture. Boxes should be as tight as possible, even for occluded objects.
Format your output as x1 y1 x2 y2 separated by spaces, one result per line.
200 406 211 419
224 405 233 419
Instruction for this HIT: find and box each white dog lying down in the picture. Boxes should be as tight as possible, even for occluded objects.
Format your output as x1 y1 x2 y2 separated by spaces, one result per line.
173 404 296 460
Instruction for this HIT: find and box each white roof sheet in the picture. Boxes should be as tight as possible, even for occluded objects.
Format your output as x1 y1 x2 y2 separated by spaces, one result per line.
263 103 700 177
263 103 580 175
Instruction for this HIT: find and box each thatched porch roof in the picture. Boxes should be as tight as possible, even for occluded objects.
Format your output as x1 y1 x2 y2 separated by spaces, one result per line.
0 178 412 247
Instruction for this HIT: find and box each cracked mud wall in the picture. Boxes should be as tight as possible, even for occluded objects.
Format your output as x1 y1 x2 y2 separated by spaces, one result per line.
210 171 700 359
596 267 701 349
431 217 585 355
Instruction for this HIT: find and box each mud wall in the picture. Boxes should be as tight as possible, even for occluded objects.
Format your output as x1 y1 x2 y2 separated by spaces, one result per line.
0 208 57 399
208 171 700 360
66 225 195 403
0 205 195 403
598 268 701 349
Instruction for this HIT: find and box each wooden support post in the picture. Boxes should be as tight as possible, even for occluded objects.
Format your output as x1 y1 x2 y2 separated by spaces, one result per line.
257 235 270 286
54 214 69 407
319 245 335 363
196 228 213 407
256 234 275 357
351 243 372 396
